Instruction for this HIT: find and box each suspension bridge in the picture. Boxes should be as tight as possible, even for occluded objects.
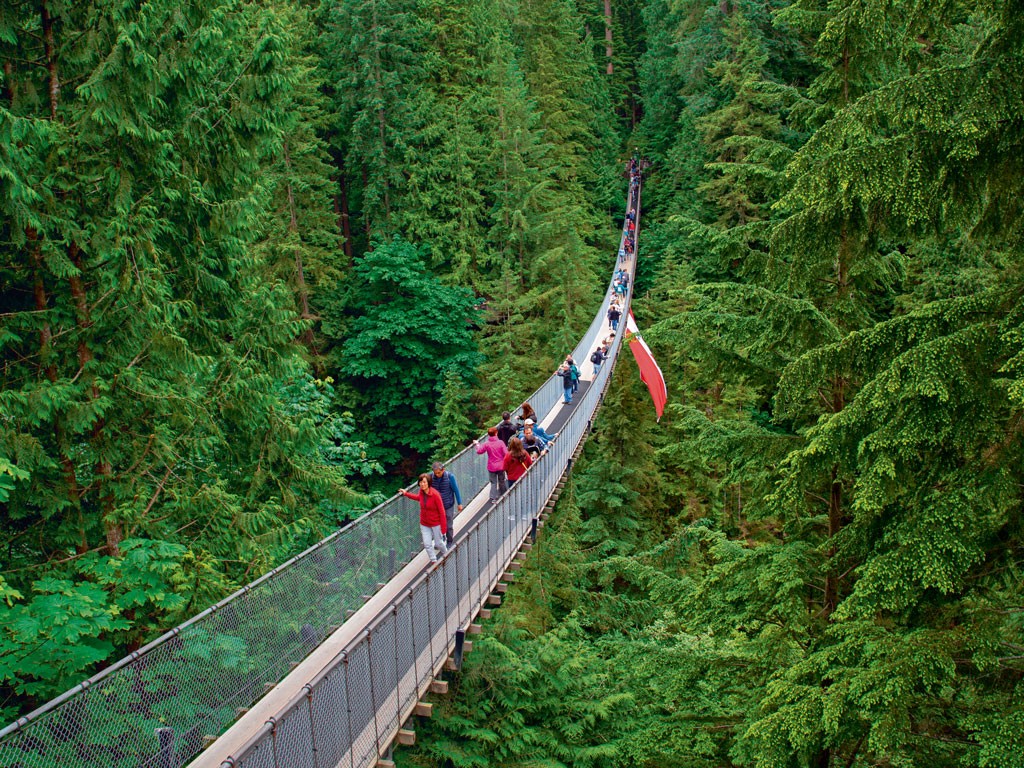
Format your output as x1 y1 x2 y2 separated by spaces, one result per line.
0 176 643 768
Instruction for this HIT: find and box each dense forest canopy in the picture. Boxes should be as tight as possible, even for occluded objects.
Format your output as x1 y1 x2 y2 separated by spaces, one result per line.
2 0 1023 766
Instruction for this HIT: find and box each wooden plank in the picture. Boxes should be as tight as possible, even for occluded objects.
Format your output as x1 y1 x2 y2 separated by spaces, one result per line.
478 608 492 619
468 623 482 635
430 680 448 695
414 702 433 717
486 594 502 606
495 583 508 594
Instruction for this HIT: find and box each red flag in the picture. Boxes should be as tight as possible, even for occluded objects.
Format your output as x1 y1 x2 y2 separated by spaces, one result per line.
625 311 667 421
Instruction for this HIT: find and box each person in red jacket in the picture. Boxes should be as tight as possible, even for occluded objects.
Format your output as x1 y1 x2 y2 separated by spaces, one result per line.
503 437 533 486
399 473 449 563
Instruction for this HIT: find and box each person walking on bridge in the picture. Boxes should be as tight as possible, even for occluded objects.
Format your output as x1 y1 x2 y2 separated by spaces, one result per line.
431 461 463 546
503 437 533 486
608 304 621 332
566 356 580 394
399 474 448 564
557 363 574 404
496 411 517 445
518 417 556 443
475 427 508 502
517 403 539 430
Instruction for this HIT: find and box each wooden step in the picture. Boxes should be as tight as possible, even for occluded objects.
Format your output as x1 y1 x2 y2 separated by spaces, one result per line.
397 729 416 746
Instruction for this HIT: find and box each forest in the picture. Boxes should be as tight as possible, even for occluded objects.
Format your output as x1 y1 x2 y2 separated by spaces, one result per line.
1 0 1022 766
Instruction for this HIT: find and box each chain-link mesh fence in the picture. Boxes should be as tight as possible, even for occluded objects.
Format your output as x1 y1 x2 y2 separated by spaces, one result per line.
0 183 642 768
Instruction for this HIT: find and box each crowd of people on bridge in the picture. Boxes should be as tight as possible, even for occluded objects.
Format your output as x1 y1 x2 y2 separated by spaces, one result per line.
400 157 642 566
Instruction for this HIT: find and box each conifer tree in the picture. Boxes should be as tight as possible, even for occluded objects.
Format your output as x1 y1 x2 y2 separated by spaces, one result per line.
431 369 476 460
0 0 356 711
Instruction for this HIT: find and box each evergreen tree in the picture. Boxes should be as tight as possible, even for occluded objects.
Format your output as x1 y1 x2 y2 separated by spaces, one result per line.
333 238 482 464
0 0 357 713
431 369 476 460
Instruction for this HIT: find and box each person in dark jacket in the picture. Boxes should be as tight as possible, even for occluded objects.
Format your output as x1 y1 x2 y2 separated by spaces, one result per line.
566 356 580 393
607 305 622 331
431 461 463 546
399 473 448 563
521 429 548 459
496 412 517 445
557 363 574 404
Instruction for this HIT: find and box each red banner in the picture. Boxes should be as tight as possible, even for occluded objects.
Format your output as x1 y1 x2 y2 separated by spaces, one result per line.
625 311 667 421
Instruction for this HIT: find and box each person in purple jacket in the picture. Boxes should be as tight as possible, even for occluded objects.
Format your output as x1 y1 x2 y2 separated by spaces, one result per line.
475 426 509 502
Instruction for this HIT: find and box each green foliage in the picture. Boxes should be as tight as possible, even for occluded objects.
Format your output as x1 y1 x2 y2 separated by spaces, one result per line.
0 0 363 719
432 370 476 460
0 578 129 700
409 2 1024 767
334 238 482 462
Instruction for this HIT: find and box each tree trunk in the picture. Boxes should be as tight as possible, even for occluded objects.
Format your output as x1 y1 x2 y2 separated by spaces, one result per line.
49 2 117 552
282 141 316 353
2 60 14 105
67 243 122 558
31 231 87 553
337 171 353 264
822 374 845 619
40 1 59 120
362 165 373 248
604 0 613 75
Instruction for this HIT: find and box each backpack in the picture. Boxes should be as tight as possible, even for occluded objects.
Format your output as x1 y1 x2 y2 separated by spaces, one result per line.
590 350 603 364
569 364 579 381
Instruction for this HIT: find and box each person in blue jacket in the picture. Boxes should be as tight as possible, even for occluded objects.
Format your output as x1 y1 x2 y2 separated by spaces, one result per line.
431 461 463 546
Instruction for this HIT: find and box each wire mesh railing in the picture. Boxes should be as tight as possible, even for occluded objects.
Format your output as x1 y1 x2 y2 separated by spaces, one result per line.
222 178 642 768
227 280 635 768
0 177 642 768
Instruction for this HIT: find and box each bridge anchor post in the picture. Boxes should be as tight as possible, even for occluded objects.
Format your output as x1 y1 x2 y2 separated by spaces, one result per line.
452 629 466 671
155 727 176 768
